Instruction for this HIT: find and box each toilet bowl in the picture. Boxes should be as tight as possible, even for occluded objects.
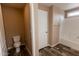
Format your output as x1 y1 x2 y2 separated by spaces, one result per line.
14 42 21 48
13 35 21 53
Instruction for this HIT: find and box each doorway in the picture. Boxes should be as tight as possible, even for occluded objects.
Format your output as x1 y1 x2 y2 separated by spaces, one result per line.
1 3 32 56
38 9 48 49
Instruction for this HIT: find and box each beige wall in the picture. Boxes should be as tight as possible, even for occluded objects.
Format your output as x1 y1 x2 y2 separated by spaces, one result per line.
48 6 53 45
53 6 64 45
24 4 32 55
1 5 25 48
49 6 64 46
38 4 49 11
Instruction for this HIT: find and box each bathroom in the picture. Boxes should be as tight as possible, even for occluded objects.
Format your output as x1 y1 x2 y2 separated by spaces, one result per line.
1 3 32 56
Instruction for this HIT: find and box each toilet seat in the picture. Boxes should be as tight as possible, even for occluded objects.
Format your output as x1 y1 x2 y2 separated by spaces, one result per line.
14 42 21 48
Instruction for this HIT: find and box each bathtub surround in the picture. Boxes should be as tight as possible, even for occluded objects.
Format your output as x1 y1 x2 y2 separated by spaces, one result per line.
60 16 79 51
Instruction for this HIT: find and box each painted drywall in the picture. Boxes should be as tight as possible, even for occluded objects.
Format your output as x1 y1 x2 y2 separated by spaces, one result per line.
60 16 79 50
29 3 39 56
1 5 25 48
24 4 32 55
48 6 64 47
48 6 53 45
53 6 64 45
38 4 49 11
0 4 7 56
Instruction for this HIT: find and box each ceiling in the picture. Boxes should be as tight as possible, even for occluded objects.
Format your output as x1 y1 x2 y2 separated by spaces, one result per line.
2 3 26 9
2 3 79 10
40 3 79 10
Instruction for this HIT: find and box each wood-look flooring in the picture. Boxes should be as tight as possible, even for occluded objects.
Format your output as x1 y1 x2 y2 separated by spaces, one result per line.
8 45 30 56
39 44 79 56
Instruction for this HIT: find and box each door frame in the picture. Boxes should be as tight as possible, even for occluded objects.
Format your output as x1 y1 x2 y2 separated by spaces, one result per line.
30 3 49 56
38 9 49 49
38 4 49 48
30 3 39 56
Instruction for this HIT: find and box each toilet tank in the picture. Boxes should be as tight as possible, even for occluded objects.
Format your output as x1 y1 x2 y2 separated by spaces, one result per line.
13 35 20 42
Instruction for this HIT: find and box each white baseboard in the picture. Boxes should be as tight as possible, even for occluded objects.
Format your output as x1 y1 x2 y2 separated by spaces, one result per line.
60 39 79 51
48 42 59 47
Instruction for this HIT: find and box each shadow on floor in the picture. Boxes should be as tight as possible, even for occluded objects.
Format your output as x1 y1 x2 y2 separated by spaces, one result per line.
8 45 31 56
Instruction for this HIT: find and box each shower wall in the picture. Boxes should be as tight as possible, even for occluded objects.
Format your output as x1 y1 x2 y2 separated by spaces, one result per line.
60 16 79 50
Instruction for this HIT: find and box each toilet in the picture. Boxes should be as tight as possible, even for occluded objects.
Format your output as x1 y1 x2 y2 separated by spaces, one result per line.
13 35 21 53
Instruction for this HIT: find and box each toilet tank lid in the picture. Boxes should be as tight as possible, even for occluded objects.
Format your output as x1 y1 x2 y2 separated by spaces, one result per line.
13 35 20 42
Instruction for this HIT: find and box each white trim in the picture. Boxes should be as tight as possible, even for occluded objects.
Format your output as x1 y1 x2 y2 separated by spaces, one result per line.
60 39 79 51
30 3 39 56
30 3 36 56
48 42 59 47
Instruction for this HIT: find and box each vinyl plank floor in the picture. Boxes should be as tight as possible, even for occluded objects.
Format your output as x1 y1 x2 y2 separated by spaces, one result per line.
8 45 30 56
39 44 79 56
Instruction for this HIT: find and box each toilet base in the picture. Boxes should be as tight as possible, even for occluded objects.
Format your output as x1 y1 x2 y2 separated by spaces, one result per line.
15 47 20 53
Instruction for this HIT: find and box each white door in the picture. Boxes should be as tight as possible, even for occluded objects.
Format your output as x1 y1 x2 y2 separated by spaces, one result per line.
38 9 48 49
